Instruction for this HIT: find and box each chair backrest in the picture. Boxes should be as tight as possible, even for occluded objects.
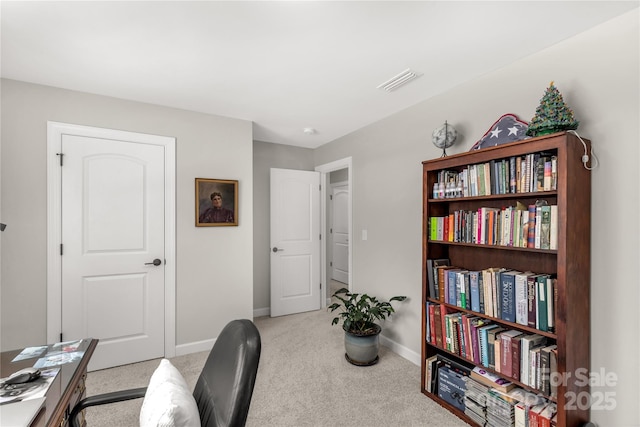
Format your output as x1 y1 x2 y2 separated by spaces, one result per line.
193 319 261 427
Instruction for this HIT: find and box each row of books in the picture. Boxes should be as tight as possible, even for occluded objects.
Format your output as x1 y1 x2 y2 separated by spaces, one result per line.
432 152 558 199
426 356 557 426
427 261 557 332
428 202 558 250
425 304 558 397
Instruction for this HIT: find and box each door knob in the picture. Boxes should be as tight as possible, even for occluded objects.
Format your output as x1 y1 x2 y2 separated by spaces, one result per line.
145 258 162 266
272 247 283 253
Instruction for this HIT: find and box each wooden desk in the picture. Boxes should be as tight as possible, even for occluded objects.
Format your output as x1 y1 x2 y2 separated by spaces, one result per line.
1 339 98 427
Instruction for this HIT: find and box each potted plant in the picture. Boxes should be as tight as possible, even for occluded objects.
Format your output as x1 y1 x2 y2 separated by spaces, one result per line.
328 287 407 366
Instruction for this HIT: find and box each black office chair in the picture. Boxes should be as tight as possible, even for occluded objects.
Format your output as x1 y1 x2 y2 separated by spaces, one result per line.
70 319 261 427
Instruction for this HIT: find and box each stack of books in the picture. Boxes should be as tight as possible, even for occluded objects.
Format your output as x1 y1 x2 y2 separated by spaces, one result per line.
464 377 488 426
485 389 517 427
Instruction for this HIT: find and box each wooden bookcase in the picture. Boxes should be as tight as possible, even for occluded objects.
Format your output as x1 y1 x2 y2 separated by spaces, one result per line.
421 132 591 427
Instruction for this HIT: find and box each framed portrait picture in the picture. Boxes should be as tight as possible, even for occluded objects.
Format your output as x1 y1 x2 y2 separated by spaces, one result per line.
195 178 238 227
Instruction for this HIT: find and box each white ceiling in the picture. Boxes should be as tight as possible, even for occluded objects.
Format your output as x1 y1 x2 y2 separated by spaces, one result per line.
1 1 637 149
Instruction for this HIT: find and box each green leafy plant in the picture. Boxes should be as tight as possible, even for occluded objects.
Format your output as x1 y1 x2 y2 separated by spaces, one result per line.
328 288 407 335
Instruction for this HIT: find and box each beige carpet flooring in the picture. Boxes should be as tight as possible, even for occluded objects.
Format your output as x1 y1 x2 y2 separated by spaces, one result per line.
85 297 467 426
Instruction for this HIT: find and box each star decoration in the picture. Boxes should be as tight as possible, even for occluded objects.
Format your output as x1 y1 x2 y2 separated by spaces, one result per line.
508 126 520 136
490 128 503 138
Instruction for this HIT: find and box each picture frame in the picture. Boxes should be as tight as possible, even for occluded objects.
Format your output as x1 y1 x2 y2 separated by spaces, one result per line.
195 178 238 227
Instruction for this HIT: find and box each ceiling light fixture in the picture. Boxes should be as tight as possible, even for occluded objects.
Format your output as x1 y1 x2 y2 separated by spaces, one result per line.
303 128 316 135
376 68 422 92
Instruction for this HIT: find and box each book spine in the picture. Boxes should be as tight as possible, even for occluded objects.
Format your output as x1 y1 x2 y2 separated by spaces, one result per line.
490 160 497 195
434 304 443 348
529 348 537 388
515 403 526 427
482 269 493 316
494 332 502 373
427 259 436 299
527 205 536 248
511 336 522 382
510 156 517 193
457 271 465 308
521 337 530 384
540 347 551 396
551 156 558 190
471 323 481 364
527 276 538 328
454 316 463 356
448 270 457 306
478 273 485 314
463 272 471 310
428 303 436 343
500 271 516 323
470 271 480 312
430 217 437 241
537 275 549 331
543 158 552 191
540 205 551 250
547 278 556 333
448 213 454 242
437 267 446 303
478 164 486 195
536 155 545 191
487 330 497 369
480 329 489 367
493 269 502 319
445 314 453 352
549 205 558 250
550 347 558 398
516 156 522 193
463 315 473 361
501 334 512 377
484 162 491 196
534 205 542 249
515 273 529 325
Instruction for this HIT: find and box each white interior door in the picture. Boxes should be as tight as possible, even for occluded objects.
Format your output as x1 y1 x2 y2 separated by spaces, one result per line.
270 168 320 317
331 184 349 284
61 134 166 370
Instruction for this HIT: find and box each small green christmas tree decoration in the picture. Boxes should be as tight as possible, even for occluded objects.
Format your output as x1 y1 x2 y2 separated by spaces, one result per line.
526 81 579 137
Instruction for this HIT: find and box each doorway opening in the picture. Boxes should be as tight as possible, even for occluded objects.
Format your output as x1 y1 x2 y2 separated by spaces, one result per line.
315 157 352 306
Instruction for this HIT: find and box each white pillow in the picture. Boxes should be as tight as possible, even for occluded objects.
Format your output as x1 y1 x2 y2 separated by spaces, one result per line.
139 359 201 427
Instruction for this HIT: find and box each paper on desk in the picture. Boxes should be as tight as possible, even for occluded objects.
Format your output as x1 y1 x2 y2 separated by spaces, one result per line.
0 368 59 405
11 346 48 362
33 351 84 369
51 339 82 352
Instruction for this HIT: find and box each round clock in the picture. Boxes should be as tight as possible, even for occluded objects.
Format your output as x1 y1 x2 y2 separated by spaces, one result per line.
432 121 457 156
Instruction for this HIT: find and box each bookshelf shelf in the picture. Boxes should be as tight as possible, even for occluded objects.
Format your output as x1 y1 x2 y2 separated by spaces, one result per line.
428 240 558 254
426 298 558 340
428 190 558 204
421 132 591 427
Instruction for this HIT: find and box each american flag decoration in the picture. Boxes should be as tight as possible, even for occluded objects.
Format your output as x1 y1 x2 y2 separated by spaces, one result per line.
470 113 529 151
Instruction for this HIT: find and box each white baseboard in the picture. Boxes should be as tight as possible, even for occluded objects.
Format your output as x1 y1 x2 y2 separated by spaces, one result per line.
174 338 214 357
175 310 269 358
254 307 270 318
379 334 421 366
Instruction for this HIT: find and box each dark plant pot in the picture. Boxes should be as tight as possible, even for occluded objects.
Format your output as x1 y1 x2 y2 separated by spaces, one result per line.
343 324 381 366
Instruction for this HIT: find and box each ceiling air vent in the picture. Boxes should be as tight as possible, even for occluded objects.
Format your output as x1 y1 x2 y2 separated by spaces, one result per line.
376 68 422 92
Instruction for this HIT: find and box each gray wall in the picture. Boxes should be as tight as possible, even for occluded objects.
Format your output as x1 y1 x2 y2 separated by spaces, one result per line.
252 141 314 312
1 79 254 350
314 11 639 427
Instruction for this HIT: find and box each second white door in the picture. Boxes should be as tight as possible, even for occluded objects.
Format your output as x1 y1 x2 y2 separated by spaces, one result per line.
270 168 321 317
331 184 349 284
